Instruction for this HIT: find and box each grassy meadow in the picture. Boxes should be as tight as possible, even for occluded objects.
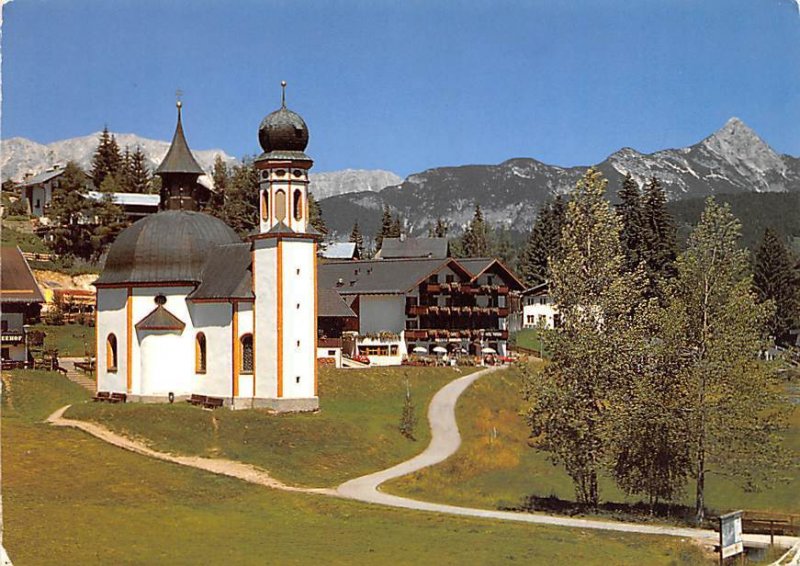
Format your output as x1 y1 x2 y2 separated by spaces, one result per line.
31 323 95 357
387 364 800 517
2 370 713 565
67 365 470 487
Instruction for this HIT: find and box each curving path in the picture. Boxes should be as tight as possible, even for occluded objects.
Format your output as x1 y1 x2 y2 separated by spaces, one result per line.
337 365 797 549
46 367 798 550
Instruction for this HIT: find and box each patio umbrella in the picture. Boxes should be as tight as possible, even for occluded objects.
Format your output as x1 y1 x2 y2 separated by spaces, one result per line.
481 347 497 354
412 346 427 354
432 346 447 354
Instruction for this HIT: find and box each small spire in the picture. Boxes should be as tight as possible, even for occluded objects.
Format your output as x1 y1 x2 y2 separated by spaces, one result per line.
281 80 287 107
176 89 184 118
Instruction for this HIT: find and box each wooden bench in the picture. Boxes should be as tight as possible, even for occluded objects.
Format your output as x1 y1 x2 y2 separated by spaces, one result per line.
108 392 127 404
93 391 111 402
187 394 207 406
74 361 95 374
202 396 224 410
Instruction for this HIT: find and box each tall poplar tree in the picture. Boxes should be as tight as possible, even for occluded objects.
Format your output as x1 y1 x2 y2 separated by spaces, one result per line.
524 168 643 507
664 198 789 523
753 228 800 345
208 155 229 211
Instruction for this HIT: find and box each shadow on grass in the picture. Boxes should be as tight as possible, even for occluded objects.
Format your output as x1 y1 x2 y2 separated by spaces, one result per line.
501 494 717 529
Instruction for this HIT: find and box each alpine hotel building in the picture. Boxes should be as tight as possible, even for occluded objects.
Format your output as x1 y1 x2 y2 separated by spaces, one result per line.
94 88 320 411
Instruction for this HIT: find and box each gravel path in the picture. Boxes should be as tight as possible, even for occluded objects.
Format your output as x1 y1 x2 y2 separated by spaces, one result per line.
45 368 798 550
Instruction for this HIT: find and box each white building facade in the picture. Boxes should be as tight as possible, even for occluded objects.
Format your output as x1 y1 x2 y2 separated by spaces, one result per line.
95 91 320 411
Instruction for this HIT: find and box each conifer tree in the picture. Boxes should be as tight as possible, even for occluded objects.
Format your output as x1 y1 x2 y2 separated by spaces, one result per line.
461 204 490 257
308 192 327 235
90 127 123 188
432 217 448 237
349 221 364 258
389 215 403 238
221 162 259 236
617 173 646 273
375 205 393 251
491 225 516 270
641 176 677 291
127 146 152 193
517 196 566 287
209 155 229 210
753 228 800 345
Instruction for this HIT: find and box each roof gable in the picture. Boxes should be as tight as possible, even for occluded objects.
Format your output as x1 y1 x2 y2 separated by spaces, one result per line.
0 246 45 303
135 305 185 332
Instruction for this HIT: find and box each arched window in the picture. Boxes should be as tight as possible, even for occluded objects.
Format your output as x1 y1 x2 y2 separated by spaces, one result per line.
274 190 286 222
106 334 118 372
195 332 207 374
293 189 303 221
240 334 253 374
261 190 269 220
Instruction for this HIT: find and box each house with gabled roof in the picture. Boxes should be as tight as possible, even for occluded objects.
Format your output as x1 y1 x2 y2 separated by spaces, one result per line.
1 246 45 363
317 256 524 362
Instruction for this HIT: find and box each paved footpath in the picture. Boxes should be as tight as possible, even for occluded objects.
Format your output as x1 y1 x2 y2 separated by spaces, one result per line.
337 365 798 549
46 365 798 550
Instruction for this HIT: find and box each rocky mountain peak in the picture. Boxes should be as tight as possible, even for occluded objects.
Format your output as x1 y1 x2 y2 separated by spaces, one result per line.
700 117 785 175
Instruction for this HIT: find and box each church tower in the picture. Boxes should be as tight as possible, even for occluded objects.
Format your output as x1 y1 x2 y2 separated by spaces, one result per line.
155 101 210 211
251 82 320 411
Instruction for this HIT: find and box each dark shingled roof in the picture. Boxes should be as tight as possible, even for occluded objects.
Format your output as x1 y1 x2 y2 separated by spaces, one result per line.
18 168 64 188
458 258 525 290
188 243 254 301
318 288 357 318
377 237 448 260
95 211 241 286
1 246 45 303
318 258 471 295
155 105 205 176
135 305 186 332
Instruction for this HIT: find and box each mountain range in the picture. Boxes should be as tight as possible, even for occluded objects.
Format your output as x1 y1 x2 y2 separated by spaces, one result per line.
0 132 400 200
318 118 800 239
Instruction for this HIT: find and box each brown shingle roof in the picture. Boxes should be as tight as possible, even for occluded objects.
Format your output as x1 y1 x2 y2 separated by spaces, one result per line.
1 247 45 303
135 305 186 332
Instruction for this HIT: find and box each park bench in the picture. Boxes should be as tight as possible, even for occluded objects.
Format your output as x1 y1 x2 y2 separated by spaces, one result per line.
108 392 127 404
75 361 95 374
93 391 111 402
187 394 207 406
203 396 224 410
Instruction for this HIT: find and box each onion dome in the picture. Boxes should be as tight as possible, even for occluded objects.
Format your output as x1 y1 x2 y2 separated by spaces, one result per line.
256 81 312 163
95 211 241 286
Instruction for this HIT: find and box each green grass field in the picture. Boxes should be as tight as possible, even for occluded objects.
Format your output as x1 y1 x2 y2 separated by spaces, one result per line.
67 366 470 487
2 370 713 565
387 365 800 517
31 323 95 357
512 328 547 356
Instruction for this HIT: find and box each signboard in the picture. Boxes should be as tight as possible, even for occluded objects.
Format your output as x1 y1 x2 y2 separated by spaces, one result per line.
719 511 744 560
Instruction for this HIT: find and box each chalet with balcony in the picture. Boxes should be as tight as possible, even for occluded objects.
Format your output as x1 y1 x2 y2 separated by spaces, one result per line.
318 256 524 362
1 247 45 364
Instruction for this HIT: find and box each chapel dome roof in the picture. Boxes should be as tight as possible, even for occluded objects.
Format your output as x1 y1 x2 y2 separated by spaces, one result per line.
258 106 309 154
94 211 241 286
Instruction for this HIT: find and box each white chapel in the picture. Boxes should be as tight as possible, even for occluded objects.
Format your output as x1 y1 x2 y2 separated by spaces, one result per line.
94 86 321 411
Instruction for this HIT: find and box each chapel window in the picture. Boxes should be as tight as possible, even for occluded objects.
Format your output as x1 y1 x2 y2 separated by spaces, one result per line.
274 190 287 222
195 332 207 374
293 189 303 221
106 334 118 372
240 334 253 374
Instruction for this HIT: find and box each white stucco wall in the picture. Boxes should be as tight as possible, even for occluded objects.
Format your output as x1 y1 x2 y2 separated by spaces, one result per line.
96 287 128 393
279 239 316 399
253 238 278 399
522 295 558 329
359 294 405 334
188 301 234 398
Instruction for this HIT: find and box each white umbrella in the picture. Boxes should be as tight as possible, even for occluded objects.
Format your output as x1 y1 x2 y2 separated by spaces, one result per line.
481 347 497 354
432 346 447 354
412 346 427 354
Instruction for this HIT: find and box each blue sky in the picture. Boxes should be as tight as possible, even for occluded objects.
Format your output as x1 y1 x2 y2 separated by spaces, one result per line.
3 0 800 176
